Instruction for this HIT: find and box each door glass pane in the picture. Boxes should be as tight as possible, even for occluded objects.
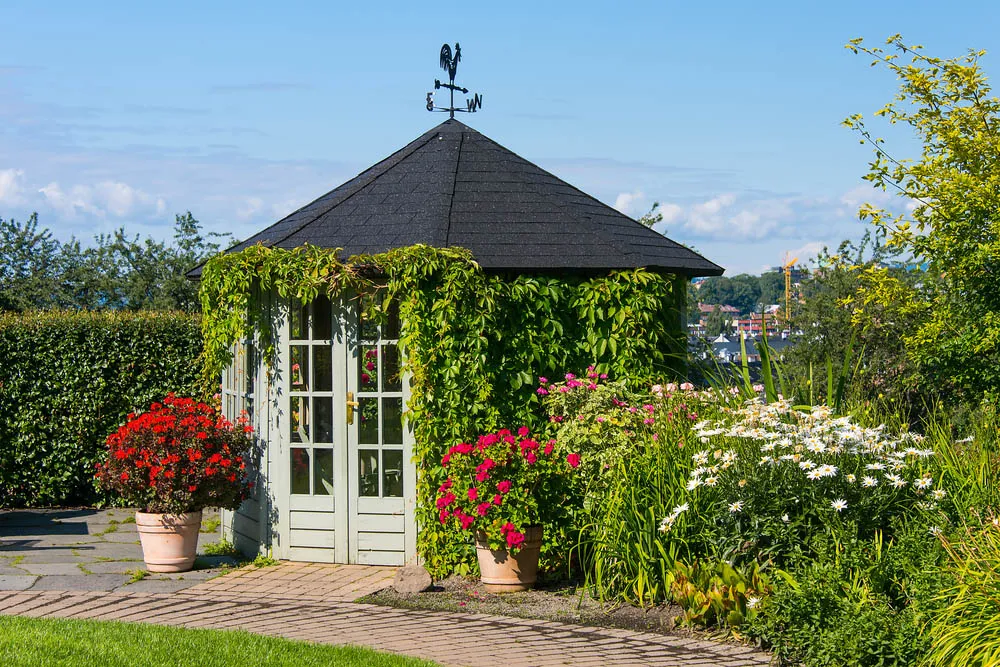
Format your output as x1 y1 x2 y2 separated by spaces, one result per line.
359 449 379 497
290 396 310 442
385 300 401 339
359 299 379 341
382 397 403 445
314 397 333 443
290 301 307 340
313 296 332 340
313 448 333 496
359 397 379 444
359 345 378 390
314 345 333 392
290 345 309 391
383 449 404 497
382 344 401 392
290 448 310 494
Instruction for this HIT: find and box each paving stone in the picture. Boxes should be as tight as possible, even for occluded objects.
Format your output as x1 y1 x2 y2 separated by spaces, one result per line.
114 579 199 594
31 535 104 546
17 551 91 564
18 563 86 576
101 532 142 544
0 575 38 591
29 574 130 591
84 561 148 575
72 543 144 560
0 564 29 576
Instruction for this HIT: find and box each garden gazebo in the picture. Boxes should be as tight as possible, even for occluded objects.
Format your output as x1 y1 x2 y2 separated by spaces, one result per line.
196 119 723 565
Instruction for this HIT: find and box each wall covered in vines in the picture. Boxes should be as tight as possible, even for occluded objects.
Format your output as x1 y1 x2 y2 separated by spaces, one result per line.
199 243 687 576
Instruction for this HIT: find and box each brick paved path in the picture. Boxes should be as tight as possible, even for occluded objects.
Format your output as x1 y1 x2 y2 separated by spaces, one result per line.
0 594 768 666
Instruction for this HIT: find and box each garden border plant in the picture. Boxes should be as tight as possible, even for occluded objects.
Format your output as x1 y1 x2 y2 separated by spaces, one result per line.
197 243 688 577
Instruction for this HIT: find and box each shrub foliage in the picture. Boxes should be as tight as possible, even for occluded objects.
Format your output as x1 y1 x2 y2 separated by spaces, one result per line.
0 310 201 507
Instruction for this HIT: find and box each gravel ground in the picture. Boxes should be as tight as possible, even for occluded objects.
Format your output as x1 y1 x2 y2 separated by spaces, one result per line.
362 574 707 637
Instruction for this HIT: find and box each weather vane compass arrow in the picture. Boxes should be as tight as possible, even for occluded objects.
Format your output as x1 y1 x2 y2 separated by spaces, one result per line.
426 42 483 119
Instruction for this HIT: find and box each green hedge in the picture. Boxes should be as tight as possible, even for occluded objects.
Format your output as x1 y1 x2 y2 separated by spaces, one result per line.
0 310 202 507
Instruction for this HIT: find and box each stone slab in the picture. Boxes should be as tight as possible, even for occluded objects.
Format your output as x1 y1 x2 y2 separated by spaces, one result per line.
0 564 28 576
71 544 144 560
0 575 38 591
29 574 131 591
18 563 86 576
85 561 148 575
100 532 142 544
31 535 104 546
16 551 91 565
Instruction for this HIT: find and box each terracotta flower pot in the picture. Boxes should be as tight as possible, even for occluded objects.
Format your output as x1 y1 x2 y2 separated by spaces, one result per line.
475 525 543 593
135 510 202 573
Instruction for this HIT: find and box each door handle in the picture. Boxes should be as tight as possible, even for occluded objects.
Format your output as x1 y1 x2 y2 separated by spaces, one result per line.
346 391 359 425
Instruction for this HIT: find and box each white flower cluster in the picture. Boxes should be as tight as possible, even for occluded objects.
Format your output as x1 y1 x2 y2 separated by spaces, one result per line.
675 399 945 518
658 502 689 533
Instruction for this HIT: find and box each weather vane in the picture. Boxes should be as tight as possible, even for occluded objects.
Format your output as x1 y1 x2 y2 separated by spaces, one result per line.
426 42 483 119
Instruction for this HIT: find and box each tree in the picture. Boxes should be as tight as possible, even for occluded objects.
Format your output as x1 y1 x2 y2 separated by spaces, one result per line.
0 211 228 312
637 202 663 228
705 306 730 337
0 214 64 311
845 35 1000 399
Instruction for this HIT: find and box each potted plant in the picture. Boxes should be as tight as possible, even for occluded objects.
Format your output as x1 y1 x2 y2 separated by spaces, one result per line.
436 427 580 592
95 393 255 572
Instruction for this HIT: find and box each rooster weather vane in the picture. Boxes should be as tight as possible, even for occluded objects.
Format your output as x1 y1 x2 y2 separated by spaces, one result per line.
426 42 482 119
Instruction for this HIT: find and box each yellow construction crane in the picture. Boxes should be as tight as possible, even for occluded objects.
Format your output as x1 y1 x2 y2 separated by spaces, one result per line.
783 254 798 327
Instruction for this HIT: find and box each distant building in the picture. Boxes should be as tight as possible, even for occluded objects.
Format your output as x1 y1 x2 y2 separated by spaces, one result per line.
735 313 780 338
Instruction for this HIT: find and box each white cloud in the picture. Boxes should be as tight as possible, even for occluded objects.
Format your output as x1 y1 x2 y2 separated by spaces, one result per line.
613 190 645 216
237 196 264 220
786 241 828 266
0 168 25 204
38 179 166 220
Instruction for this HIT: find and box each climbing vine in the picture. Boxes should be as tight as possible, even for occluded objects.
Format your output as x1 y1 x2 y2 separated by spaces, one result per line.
198 243 687 576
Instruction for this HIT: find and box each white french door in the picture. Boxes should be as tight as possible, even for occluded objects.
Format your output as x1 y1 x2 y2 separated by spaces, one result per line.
276 295 409 565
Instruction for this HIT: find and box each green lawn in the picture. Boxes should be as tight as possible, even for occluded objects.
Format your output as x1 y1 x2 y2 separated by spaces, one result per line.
0 616 438 667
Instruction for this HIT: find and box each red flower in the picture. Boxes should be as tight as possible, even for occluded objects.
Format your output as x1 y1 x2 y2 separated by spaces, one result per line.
476 502 490 516
567 453 581 468
517 426 530 437
543 441 554 456
496 480 511 494
492 494 503 506
467 487 478 501
506 530 525 549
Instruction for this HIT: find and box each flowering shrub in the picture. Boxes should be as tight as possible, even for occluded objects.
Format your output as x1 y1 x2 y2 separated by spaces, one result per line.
668 399 946 563
95 394 256 514
436 427 579 552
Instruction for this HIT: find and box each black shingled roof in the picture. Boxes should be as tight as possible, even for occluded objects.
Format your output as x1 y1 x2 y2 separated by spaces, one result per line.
189 119 723 278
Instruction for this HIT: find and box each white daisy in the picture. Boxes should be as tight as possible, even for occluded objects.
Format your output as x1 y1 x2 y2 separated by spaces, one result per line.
686 478 702 491
866 462 887 471
704 476 719 487
931 489 947 500
728 500 744 513
816 464 838 478
846 474 857 483
830 498 848 512
861 476 878 488
799 460 816 470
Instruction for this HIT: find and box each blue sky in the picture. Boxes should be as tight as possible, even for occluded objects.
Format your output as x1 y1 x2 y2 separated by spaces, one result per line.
1 1 997 274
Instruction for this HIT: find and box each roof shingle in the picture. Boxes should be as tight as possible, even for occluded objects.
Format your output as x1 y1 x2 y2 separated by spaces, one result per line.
190 119 724 277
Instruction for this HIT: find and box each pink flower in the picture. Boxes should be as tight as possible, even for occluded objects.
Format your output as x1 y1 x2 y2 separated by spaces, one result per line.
537 388 549 395
599 373 607 379
565 373 576 380
517 426 530 437
492 494 503 506
567 453 581 468
459 513 475 530
596 417 605 423
436 492 456 509
587 383 598 390
441 453 451 466
538 376 549 384
468 487 478 501
438 508 450 524
525 451 537 464
497 480 511 494
543 440 554 456
506 530 525 549
476 502 490 517
500 522 515 534
680 382 695 391
666 382 679 392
